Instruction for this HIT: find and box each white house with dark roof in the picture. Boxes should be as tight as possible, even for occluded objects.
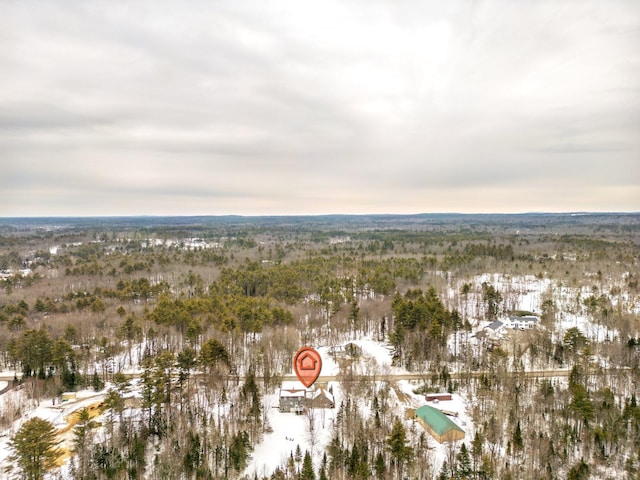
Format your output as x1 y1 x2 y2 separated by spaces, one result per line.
506 315 540 330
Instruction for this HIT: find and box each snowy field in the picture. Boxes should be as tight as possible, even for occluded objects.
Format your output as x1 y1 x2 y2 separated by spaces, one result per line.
245 381 343 478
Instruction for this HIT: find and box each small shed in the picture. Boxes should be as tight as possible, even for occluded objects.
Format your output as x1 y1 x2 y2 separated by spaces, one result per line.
425 393 452 402
415 405 465 443
279 388 307 414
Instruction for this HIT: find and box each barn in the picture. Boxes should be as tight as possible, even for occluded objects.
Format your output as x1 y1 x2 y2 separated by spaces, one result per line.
414 405 465 443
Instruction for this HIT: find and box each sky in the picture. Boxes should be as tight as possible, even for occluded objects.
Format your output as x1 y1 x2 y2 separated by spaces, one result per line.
1 0 639 217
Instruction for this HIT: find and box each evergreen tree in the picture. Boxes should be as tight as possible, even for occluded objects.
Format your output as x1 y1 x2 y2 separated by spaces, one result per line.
72 408 97 480
183 431 202 476
91 371 104 391
567 459 589 480
512 421 524 453
455 443 472 479
347 443 359 477
124 431 146 478
481 283 502 320
294 443 303 469
15 329 53 377
10 417 62 480
478 456 494 480
328 435 344 474
300 450 316 480
438 460 450 480
242 367 262 432
92 444 125 479
199 337 231 380
349 300 360 333
229 431 251 472
386 419 413 479
374 451 386 479
318 452 328 480
570 384 595 425
318 466 328 480
471 431 483 473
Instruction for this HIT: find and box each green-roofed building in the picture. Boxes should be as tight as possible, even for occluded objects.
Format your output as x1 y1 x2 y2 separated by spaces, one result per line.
414 405 465 443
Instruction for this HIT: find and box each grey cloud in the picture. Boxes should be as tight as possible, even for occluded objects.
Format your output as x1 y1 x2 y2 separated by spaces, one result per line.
1 0 639 215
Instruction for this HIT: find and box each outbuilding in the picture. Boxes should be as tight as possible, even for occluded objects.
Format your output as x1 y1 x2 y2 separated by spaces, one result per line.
425 393 453 402
414 404 465 443
307 387 335 409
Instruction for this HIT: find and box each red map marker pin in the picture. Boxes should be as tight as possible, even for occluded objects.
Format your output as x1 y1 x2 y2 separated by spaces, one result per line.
293 346 322 388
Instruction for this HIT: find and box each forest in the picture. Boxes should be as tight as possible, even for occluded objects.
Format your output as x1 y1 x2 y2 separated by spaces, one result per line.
0 213 639 480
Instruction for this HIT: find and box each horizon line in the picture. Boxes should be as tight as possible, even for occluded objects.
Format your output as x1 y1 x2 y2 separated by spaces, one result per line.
1 210 639 220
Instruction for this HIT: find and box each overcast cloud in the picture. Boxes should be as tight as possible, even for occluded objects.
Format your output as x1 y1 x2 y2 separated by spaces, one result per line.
1 0 639 216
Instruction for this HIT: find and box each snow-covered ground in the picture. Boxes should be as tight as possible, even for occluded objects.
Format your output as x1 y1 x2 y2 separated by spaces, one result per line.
314 346 339 376
451 273 628 342
245 336 475 477
245 381 342 478
246 339 397 477
0 385 107 472
395 381 473 472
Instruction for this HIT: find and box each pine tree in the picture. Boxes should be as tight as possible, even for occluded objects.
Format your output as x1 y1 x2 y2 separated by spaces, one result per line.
294 443 303 476
72 408 97 479
300 450 316 480
229 431 251 472
318 466 328 480
318 452 329 480
347 443 358 477
91 371 104 391
374 451 386 479
386 419 413 479
295 443 303 464
512 421 524 453
478 455 494 480
455 443 472 479
183 431 202 475
471 431 483 473
349 300 360 334
10 417 62 480
567 459 589 480
438 460 450 480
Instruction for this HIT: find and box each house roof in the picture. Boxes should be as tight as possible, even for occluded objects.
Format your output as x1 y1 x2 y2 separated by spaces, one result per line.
279 388 306 398
415 405 464 436
311 387 334 402
486 320 504 331
509 315 539 323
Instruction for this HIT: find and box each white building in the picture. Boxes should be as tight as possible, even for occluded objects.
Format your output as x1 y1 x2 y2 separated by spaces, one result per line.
506 315 540 330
